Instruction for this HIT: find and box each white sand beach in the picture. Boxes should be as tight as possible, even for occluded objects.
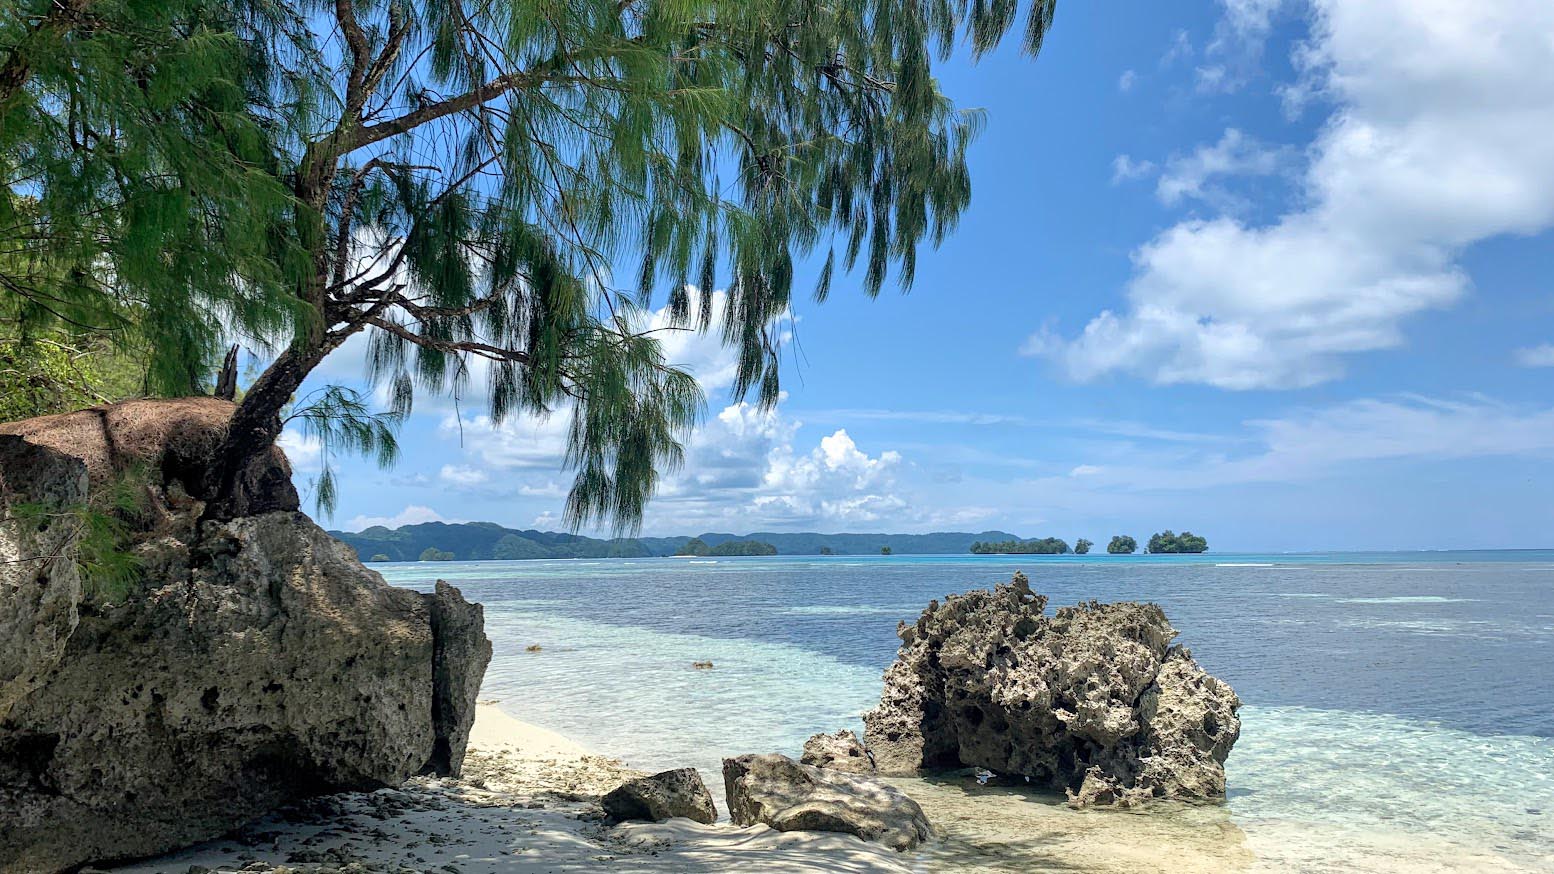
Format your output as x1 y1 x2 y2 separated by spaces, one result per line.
92 700 1554 874
109 703 911 874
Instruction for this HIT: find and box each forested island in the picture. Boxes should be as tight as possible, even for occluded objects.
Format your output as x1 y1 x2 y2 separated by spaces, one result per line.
675 538 778 557
345 522 1210 562
340 522 1029 562
1147 531 1209 554
965 532 1209 556
969 538 1072 554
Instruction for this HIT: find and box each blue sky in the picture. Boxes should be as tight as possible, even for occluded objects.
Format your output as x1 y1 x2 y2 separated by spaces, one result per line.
280 0 1554 551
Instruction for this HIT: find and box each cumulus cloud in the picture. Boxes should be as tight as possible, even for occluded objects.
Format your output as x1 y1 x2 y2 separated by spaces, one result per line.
344 504 447 531
641 402 937 529
1033 0 1554 390
1118 69 1138 92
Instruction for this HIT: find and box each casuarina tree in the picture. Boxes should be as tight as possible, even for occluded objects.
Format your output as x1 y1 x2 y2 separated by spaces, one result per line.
7 0 1060 530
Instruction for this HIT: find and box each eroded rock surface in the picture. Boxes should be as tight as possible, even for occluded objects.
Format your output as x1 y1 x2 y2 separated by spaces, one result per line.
801 729 876 774
723 753 933 851
0 400 491 873
602 767 717 824
862 572 1240 808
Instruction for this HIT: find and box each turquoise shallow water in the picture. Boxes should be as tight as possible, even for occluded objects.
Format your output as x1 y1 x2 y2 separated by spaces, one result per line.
381 553 1554 871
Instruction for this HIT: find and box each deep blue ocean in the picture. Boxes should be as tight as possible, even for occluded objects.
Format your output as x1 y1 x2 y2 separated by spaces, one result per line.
381 552 1554 871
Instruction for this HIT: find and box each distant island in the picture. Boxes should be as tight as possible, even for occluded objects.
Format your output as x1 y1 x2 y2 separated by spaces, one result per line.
970 537 1072 555
675 537 778 557
335 522 1028 562
967 532 1209 556
1147 530 1209 554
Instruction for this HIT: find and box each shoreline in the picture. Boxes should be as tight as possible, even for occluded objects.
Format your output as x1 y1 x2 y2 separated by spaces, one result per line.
107 701 1550 873
110 702 912 873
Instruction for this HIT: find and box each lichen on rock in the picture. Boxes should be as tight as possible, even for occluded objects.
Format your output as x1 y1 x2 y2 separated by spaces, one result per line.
862 571 1240 808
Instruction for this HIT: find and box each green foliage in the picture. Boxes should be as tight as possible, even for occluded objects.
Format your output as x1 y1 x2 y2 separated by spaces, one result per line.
880 546 893 555
709 539 777 556
0 334 145 421
675 537 712 556
7 0 1061 531
819 546 835 555
1074 538 1092 555
1 0 309 396
283 386 403 518
1146 530 1208 554
970 537 1070 555
8 465 151 603
368 553 391 562
1107 535 1137 555
418 546 455 561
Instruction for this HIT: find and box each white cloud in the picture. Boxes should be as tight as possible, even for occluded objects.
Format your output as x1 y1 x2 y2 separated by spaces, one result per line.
1197 0 1286 93
1111 155 1156 185
438 464 489 487
1161 29 1193 68
1069 464 1103 477
344 504 447 531
277 428 323 474
1118 69 1138 92
643 402 939 529
1036 395 1554 494
1034 0 1554 390
446 411 571 471
1155 128 1293 208
1514 344 1554 368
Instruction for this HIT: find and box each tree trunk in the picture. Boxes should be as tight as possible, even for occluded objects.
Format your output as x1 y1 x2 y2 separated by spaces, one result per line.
201 345 319 520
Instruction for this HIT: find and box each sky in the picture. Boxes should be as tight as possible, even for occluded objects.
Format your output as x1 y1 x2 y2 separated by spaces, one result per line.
279 0 1554 551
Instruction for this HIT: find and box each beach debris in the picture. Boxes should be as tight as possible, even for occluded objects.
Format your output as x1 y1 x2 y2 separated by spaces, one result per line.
864 571 1241 809
975 768 994 786
601 768 717 825
724 753 933 851
692 660 714 669
526 644 544 652
800 729 876 774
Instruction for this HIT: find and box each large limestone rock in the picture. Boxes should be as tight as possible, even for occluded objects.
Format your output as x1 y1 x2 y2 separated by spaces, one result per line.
863 572 1240 808
723 753 933 851
801 729 876 774
602 768 717 824
0 400 492 873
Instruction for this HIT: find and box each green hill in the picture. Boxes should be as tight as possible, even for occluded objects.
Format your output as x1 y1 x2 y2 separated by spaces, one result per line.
328 523 1022 562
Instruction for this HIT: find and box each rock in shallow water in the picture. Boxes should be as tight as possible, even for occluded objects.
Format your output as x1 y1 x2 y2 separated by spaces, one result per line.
862 571 1240 808
723 753 933 851
801 729 876 774
602 767 717 824
0 400 491 873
